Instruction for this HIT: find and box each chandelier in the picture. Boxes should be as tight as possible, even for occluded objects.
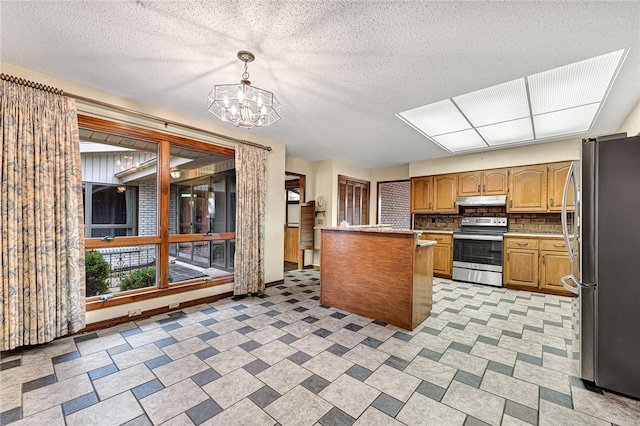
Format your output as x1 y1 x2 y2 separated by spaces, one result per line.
207 51 281 128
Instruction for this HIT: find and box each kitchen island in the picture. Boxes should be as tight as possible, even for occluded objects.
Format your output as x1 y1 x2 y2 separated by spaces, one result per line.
320 226 436 330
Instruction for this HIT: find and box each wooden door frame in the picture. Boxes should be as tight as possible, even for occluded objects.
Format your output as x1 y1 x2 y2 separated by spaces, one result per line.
285 171 307 269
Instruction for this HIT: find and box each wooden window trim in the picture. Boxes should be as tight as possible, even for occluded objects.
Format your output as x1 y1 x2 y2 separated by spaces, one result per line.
79 115 236 309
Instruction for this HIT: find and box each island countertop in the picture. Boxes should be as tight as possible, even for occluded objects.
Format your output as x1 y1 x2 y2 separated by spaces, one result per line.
317 226 421 235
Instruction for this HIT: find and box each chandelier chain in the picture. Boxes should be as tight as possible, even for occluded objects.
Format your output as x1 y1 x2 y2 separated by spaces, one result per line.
242 61 250 81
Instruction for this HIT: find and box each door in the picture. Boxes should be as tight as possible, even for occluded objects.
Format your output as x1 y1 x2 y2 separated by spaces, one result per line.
540 251 571 292
508 165 547 212
433 244 452 276
483 168 508 195
411 176 433 213
457 171 482 197
176 181 214 267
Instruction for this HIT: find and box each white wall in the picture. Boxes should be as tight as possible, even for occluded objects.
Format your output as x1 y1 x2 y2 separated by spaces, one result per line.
409 138 581 177
2 61 286 323
617 100 640 135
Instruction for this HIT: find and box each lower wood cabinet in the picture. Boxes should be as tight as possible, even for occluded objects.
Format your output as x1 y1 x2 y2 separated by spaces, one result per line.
420 233 452 278
504 236 573 296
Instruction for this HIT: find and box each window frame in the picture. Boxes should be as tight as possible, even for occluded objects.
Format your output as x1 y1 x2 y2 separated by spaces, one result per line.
78 115 236 310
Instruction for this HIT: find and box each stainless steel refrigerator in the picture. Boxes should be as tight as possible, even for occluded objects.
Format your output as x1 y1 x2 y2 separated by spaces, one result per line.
561 133 640 399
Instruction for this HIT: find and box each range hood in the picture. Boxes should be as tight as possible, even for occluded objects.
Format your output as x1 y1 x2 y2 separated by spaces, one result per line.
456 195 507 206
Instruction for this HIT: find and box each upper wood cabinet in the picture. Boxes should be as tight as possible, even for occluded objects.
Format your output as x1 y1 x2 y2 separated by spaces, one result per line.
508 165 548 212
547 162 574 212
458 169 508 197
457 171 482 197
433 174 458 213
483 168 509 195
411 176 433 213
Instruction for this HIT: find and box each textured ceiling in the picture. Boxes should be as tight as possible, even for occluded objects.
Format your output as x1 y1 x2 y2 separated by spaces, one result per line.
1 1 639 168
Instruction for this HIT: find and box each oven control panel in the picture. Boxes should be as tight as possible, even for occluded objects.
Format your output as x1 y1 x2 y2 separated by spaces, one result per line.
461 217 507 226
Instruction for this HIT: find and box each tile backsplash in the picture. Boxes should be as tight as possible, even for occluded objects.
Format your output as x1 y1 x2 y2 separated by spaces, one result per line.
413 206 563 233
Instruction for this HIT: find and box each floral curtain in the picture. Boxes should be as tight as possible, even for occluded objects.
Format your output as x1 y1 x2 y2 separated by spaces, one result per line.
234 143 267 295
1 79 85 351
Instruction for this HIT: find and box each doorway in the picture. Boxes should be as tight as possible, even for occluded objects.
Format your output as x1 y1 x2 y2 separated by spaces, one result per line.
284 173 304 271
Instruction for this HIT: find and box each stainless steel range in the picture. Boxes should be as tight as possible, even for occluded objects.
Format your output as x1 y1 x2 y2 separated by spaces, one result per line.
453 217 507 287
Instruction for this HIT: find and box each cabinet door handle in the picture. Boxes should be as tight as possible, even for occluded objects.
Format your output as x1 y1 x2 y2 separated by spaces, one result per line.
483 184 486 192
509 200 513 208
478 185 481 192
429 202 432 209
517 242 528 246
542 255 545 265
507 253 510 261
550 198 554 207
435 238 443 241
553 243 564 247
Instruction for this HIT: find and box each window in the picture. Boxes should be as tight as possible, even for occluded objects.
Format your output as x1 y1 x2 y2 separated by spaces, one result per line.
377 180 411 229
337 175 370 226
78 115 236 304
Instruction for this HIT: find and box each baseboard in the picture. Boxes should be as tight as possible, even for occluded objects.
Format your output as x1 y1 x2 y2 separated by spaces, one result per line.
312 264 320 270
265 279 284 288
77 290 233 334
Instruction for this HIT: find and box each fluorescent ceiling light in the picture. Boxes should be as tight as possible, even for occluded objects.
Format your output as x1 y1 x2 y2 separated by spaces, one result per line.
528 49 625 115
477 118 534 146
398 99 470 136
534 103 600 139
453 79 529 127
432 129 487 152
396 49 626 154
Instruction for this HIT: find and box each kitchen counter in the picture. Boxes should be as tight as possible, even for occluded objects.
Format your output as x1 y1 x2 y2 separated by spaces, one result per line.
413 229 456 234
320 227 434 330
318 225 419 235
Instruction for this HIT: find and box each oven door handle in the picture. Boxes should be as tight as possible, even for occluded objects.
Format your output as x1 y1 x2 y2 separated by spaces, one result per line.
453 234 503 241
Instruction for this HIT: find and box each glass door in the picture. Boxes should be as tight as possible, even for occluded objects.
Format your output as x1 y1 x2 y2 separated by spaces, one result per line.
210 173 236 271
177 179 213 267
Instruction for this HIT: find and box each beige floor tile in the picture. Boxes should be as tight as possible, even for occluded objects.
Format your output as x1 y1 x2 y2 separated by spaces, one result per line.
20 339 76 366
242 314 278 329
202 368 264 409
140 379 209 424
205 346 257 375
168 323 209 341
404 355 457 388
542 352 576 375
498 335 543 358
539 399 610 426
377 338 422 361
463 322 503 340
501 414 532 426
343 344 390 371
291 334 334 356
521 330 567 350
159 413 195 426
357 323 397 341
312 316 349 332
257 359 312 394
364 365 421 402
206 331 249 352
246 325 286 345
281 321 319 338
93 363 155 400
207 319 244 335
162 337 211 360
319 374 380 418
342 314 374 327
153 354 209 386
439 348 488 377
480 370 539 409
10 405 64 426
54 351 112 381
438 327 478 347
513 360 570 394
470 341 518 367
22 373 93 417
201 398 276 426
325 328 366 349
572 386 640 426
125 328 171 348
111 343 163 370
265 386 332 426
302 351 353 382
397 392 466 426
353 407 404 426
77 333 126 356
66 391 143 426
1 356 54 388
441 381 505 426
0 383 22 412
251 340 298 365
409 332 452 353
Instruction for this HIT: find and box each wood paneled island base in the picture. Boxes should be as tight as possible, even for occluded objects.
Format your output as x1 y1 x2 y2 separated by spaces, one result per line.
320 227 436 331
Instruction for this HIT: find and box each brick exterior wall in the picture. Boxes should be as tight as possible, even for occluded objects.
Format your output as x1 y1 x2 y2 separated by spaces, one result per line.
414 206 563 233
138 181 157 236
379 181 411 229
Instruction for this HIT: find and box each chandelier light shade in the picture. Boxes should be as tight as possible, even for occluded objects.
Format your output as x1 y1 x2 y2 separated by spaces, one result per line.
208 50 281 129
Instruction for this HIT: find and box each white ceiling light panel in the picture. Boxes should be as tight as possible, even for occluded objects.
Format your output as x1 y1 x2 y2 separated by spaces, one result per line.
453 78 530 127
533 103 601 139
528 49 625 115
398 99 471 137
432 129 487 152
476 117 534 146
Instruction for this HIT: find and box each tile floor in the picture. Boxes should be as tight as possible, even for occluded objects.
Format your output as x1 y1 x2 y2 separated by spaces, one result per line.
1 270 640 426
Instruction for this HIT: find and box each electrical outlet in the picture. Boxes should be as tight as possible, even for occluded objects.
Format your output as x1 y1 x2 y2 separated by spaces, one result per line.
169 302 180 309
318 218 324 225
128 308 142 317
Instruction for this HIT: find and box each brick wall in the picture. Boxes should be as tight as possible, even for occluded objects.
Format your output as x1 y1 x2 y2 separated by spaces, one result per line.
138 181 157 236
379 181 411 229
414 206 563 233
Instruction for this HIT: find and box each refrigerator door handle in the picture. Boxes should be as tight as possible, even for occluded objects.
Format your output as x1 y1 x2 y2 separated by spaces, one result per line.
561 275 579 295
561 162 575 260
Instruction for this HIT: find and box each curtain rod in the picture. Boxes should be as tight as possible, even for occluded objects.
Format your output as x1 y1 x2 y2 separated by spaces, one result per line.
1 72 272 152
1 73 64 95
67 92 272 152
